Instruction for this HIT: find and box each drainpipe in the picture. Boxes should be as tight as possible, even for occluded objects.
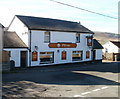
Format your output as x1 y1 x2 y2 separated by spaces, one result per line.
29 30 32 67
91 35 94 62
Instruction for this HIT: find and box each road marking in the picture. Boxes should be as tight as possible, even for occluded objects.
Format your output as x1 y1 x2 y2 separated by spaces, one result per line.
81 91 91 95
74 95 85 97
73 86 109 97
101 86 108 89
92 88 101 92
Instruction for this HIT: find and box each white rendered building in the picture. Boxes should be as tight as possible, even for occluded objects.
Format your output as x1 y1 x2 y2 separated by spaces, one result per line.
4 15 103 67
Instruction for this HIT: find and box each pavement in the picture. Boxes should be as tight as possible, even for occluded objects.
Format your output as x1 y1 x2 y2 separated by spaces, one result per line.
2 61 120 98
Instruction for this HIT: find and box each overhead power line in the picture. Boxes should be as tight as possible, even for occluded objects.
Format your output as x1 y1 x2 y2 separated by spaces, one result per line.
50 0 118 20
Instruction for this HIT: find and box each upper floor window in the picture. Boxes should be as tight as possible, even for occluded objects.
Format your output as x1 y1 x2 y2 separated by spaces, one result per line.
76 33 80 43
44 31 50 43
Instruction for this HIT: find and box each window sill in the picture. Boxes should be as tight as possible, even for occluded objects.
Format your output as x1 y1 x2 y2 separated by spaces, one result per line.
72 59 82 61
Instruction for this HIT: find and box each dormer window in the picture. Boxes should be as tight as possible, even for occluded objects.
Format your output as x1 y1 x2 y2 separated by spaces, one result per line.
76 33 80 43
44 31 50 43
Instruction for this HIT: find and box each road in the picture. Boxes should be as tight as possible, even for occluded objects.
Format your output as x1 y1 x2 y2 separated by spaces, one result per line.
2 61 119 98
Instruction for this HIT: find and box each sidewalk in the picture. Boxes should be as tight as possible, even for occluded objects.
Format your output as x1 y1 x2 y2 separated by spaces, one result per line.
7 61 104 73
4 60 118 74
102 60 119 62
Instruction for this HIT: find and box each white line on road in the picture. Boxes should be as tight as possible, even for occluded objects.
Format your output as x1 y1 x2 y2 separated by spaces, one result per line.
92 88 101 92
81 91 91 95
101 86 108 89
73 86 109 97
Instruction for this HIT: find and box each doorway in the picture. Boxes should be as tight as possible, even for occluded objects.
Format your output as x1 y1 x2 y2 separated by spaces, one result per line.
93 50 96 61
21 51 27 68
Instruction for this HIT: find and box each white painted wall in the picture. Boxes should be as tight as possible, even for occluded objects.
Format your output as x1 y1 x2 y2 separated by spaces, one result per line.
51 32 75 43
6 17 97 66
95 49 102 60
8 16 29 46
4 49 28 67
102 42 119 53
30 30 93 66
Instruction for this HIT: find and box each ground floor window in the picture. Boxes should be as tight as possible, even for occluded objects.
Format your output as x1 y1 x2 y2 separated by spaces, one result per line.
62 51 67 60
72 51 83 61
86 51 90 59
40 52 54 64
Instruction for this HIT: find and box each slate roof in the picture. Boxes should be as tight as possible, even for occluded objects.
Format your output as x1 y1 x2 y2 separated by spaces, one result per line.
111 41 120 48
4 31 28 48
93 39 103 49
16 15 94 33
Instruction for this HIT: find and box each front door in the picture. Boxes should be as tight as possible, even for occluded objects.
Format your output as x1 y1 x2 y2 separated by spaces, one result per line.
21 51 27 68
93 50 96 61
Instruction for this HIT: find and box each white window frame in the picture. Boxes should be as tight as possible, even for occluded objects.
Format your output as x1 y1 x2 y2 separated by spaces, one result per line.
72 51 83 61
86 51 90 59
76 33 80 43
40 52 54 64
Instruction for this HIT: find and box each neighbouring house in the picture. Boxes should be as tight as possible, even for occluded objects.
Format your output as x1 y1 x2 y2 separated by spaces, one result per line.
102 41 120 61
3 15 103 67
4 31 28 67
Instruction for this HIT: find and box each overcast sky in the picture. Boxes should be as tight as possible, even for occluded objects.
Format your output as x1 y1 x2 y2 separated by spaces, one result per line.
0 0 119 33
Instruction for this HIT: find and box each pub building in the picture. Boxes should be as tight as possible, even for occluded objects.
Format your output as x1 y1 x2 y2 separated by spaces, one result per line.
4 15 103 67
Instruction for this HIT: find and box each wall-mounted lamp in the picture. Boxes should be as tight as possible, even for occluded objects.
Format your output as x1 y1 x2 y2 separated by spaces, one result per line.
57 50 60 53
34 46 38 51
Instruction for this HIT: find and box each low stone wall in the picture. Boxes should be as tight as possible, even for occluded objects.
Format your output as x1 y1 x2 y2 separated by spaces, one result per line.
103 53 120 61
103 53 113 60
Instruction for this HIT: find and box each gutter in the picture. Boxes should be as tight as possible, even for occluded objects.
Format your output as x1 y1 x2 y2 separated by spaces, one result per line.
91 35 94 62
30 29 94 34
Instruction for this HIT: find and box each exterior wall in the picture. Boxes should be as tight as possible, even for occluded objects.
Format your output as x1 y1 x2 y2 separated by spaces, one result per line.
119 48 120 53
8 16 29 46
95 49 102 60
102 42 119 53
4 49 28 67
30 30 93 66
7 17 96 66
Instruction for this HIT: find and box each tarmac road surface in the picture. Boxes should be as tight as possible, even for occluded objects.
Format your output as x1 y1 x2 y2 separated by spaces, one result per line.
2 61 119 97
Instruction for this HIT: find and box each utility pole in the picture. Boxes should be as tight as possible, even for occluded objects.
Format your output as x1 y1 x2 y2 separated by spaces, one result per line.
0 23 3 69
0 23 3 99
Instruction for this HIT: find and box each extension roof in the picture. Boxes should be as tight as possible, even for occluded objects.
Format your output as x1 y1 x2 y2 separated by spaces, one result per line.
4 31 28 48
93 39 103 49
16 15 94 33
